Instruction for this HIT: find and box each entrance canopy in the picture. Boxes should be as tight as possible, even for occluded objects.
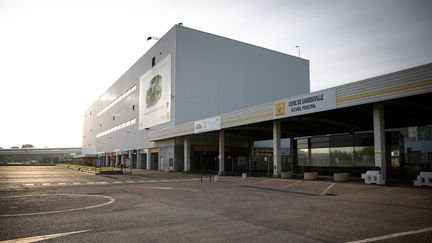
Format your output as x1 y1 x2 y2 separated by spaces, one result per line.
147 63 432 142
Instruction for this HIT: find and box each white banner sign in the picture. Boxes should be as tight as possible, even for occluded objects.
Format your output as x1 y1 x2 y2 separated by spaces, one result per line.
285 88 336 117
194 116 221 134
139 54 172 130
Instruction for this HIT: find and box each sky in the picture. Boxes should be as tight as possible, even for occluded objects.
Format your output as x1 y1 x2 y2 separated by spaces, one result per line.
0 0 431 149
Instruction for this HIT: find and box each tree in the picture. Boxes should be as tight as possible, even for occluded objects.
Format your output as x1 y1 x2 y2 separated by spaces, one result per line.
21 144 34 148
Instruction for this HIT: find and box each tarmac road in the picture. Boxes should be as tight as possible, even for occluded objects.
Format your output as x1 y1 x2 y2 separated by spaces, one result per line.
0 166 432 242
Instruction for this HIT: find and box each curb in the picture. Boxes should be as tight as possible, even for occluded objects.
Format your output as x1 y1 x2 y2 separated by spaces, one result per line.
66 166 124 175
67 167 97 175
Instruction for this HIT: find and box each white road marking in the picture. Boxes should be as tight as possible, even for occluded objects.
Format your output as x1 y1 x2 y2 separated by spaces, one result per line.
142 186 199 192
321 183 335 196
17 178 201 188
247 179 276 187
0 230 90 243
281 180 301 189
0 194 115 217
346 226 432 243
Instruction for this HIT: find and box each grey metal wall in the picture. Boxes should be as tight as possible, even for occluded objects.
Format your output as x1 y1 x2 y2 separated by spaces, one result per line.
174 27 309 125
83 25 310 156
335 63 432 108
83 26 177 154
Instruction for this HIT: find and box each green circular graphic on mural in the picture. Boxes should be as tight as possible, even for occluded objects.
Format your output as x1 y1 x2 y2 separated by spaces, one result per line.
146 75 163 108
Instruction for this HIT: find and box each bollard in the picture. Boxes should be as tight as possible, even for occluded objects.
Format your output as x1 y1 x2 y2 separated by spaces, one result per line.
242 173 247 180
213 175 219 182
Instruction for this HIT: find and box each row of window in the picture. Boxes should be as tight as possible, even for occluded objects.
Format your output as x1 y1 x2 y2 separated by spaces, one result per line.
298 146 375 167
296 133 375 167
96 118 136 138
97 85 137 117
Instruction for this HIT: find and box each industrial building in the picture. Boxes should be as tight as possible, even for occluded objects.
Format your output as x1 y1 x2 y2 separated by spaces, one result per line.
0 147 82 164
83 25 432 183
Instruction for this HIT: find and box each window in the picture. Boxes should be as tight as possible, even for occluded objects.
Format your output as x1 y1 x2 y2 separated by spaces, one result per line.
113 116 115 121
330 147 353 167
96 85 137 117
354 146 374 167
96 118 136 138
311 148 330 166
310 136 330 166
297 138 309 166
330 134 353 147
353 132 374 167
329 134 353 167
132 105 135 110
152 57 156 67
311 136 329 148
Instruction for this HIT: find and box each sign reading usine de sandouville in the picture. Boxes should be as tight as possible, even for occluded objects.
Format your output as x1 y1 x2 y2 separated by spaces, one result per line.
274 88 336 117
139 54 172 130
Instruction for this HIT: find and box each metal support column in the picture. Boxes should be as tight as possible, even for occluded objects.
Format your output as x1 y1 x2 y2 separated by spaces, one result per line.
249 140 254 173
184 137 191 172
146 149 151 170
290 137 294 172
373 103 386 184
128 150 133 168
219 130 225 175
273 120 281 177
137 150 142 169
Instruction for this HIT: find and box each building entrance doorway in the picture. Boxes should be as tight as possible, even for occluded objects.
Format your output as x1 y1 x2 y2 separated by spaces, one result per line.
151 153 158 170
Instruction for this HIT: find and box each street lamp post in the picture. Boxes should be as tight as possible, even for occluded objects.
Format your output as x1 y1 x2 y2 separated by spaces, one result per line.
147 36 161 41
295 45 300 58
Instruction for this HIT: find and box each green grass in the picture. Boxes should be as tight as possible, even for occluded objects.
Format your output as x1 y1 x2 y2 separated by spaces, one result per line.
61 164 122 171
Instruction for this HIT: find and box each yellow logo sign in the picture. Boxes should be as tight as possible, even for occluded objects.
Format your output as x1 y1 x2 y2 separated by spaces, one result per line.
275 101 286 116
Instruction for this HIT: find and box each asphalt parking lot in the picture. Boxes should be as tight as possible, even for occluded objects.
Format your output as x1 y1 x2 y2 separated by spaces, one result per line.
0 166 431 242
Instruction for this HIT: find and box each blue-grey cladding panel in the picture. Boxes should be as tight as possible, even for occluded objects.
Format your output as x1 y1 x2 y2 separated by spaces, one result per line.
174 27 309 125
83 26 177 154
